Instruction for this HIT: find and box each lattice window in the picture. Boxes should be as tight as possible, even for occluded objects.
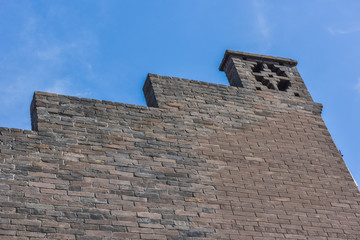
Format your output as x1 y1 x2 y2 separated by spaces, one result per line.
251 62 291 92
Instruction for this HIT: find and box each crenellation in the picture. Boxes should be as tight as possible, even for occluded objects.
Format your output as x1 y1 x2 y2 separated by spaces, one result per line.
0 50 359 239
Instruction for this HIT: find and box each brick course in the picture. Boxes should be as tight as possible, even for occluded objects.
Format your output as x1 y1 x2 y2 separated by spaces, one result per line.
0 50 359 239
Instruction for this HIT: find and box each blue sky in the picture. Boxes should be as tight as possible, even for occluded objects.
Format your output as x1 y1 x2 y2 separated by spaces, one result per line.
1 0 359 185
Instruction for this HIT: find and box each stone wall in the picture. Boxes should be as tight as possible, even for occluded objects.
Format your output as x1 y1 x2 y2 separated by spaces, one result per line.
0 50 359 239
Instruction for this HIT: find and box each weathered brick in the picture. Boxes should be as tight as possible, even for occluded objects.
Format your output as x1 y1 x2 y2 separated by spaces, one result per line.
0 50 359 239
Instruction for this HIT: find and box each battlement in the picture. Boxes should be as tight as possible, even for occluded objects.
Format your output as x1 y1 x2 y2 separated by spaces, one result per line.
0 50 359 239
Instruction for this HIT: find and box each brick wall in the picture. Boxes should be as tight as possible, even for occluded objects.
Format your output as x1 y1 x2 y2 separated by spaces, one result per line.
0 50 359 239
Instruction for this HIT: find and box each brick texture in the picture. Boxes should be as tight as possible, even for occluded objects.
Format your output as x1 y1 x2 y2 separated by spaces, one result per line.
0 50 359 239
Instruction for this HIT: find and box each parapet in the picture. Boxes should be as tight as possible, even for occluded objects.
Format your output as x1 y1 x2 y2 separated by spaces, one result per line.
142 50 321 119
1 50 358 239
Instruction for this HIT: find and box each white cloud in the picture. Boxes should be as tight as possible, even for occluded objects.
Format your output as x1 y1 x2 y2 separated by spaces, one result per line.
328 26 360 35
256 8 270 39
45 78 92 97
252 0 271 47
0 3 98 129
45 78 71 95
3 6 98 93
355 78 360 93
36 46 62 61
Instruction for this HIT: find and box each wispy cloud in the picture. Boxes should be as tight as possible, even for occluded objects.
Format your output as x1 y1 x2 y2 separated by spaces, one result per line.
45 78 92 97
45 78 71 95
252 0 271 47
256 8 270 39
0 3 98 129
355 78 360 93
328 26 360 35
